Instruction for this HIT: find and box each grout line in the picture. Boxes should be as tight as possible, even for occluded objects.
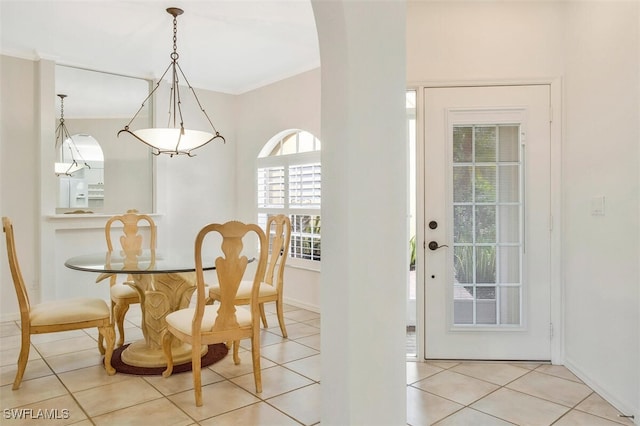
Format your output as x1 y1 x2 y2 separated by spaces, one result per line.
32 342 96 424
549 391 595 425
531 365 584 384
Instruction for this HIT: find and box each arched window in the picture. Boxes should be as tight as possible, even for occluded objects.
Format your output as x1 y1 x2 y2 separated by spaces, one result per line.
257 129 321 266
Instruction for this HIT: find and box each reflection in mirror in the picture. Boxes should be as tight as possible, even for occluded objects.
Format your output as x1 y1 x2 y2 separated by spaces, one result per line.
55 65 154 214
55 133 100 177
54 93 95 177
56 134 105 210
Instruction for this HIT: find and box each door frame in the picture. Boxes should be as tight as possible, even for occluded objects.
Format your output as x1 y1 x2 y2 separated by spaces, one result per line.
410 79 563 364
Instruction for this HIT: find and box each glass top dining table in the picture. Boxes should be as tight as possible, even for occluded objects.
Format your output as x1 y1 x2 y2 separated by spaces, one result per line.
64 249 216 275
64 249 216 369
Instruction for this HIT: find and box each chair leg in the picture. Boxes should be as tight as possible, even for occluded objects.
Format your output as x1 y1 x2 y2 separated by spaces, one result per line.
113 301 129 347
161 331 174 378
259 303 268 328
275 299 288 338
98 332 106 355
99 325 116 376
233 340 240 365
193 345 203 407
98 330 107 358
251 333 262 393
12 330 31 390
98 300 115 355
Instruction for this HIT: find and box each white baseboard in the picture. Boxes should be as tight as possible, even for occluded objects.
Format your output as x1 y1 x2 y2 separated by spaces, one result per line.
564 357 638 424
283 297 320 314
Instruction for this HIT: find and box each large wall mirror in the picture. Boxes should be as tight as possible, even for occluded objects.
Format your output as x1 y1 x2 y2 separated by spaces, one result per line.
55 65 154 214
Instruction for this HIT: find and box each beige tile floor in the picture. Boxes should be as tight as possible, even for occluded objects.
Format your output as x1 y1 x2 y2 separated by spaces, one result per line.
0 304 634 425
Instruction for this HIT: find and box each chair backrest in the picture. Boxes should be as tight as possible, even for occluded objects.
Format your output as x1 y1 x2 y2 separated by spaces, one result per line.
105 209 156 253
193 221 268 334
264 214 291 291
2 217 31 325
105 209 156 284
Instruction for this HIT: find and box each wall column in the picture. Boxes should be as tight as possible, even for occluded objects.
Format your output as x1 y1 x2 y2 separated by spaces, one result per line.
312 1 407 424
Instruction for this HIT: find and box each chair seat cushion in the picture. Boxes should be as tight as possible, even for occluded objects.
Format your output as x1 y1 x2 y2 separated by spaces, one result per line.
30 298 110 326
165 305 252 336
110 282 139 299
208 281 277 300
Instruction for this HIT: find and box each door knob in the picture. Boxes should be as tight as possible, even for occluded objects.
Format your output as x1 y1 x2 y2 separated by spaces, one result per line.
428 241 448 251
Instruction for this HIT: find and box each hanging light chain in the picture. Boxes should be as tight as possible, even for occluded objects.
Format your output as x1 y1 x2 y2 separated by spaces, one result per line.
172 14 179 60
169 9 183 133
59 95 65 122
55 101 70 150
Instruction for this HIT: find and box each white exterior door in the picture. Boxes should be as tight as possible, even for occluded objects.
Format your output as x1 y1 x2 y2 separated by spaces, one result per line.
424 85 552 360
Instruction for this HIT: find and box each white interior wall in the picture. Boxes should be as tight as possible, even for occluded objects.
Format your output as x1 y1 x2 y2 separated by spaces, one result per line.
0 55 38 317
407 1 564 82
562 2 639 417
407 0 639 418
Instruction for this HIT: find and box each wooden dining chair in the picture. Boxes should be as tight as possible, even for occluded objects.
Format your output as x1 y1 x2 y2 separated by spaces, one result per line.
162 220 268 407
2 217 116 389
208 214 291 337
104 209 156 347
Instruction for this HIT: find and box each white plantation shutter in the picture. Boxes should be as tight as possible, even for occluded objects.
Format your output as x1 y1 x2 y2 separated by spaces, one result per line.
257 166 285 208
289 163 321 208
257 130 321 265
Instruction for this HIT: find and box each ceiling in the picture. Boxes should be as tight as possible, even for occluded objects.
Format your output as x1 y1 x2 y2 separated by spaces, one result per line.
1 0 319 116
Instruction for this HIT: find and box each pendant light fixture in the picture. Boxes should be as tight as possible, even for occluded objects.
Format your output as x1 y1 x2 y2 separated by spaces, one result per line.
55 94 90 176
118 7 225 157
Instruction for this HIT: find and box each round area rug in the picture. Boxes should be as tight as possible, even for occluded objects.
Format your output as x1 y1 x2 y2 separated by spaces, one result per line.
107 343 228 375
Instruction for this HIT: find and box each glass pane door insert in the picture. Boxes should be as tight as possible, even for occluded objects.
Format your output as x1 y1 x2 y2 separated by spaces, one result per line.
452 124 523 326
